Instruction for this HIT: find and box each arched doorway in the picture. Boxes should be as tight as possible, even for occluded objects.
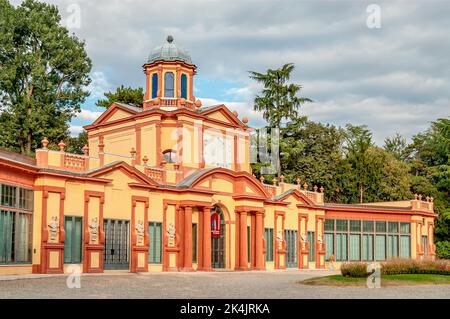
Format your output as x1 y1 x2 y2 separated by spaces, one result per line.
211 206 225 268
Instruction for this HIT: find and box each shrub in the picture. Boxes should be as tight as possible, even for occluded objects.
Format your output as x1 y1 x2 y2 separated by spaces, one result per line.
341 262 369 277
436 241 450 259
340 259 450 277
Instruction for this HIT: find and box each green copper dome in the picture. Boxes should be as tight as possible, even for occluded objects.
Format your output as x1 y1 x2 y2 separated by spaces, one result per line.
147 35 193 65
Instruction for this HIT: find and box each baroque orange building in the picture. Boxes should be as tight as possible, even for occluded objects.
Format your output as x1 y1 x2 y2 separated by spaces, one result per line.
0 36 437 275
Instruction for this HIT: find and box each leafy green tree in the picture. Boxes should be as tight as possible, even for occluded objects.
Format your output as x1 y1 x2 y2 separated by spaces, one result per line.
0 0 92 155
249 63 312 177
279 116 346 202
407 118 450 257
65 131 88 154
343 124 374 203
96 85 144 108
384 132 409 161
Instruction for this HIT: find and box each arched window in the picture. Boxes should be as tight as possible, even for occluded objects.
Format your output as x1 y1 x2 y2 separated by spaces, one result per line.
151 73 158 98
181 74 187 99
164 72 174 97
162 149 176 163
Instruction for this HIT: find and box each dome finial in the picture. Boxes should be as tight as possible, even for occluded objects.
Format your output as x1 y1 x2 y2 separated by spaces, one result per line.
167 35 174 43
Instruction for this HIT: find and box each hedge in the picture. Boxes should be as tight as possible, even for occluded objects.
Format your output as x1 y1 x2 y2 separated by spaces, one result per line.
340 258 450 277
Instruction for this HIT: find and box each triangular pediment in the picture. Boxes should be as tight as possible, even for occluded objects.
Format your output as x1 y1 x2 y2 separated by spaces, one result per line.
89 103 141 126
201 105 246 128
87 161 159 186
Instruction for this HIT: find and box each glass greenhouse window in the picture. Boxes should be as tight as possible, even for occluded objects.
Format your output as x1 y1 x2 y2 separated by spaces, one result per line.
400 222 410 234
376 221 386 233
1 184 17 207
362 234 374 261
375 235 386 260
387 235 399 258
336 220 348 232
350 220 361 232
349 234 361 261
0 211 32 263
400 236 411 257
324 219 334 231
388 222 399 233
336 233 347 261
363 220 374 232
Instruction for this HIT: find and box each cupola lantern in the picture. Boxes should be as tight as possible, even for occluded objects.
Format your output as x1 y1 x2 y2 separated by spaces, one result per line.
143 35 197 110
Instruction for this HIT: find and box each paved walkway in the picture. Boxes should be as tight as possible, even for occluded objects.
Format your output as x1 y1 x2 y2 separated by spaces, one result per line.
1 270 449 299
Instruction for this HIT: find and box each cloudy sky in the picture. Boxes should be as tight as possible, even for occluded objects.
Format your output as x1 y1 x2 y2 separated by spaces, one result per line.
12 0 450 144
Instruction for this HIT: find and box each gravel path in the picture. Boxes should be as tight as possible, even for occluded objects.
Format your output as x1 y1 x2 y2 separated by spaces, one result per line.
0 270 449 299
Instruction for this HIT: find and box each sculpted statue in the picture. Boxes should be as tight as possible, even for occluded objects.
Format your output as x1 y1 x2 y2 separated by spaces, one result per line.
300 233 307 250
317 234 323 250
135 220 145 244
89 217 99 243
48 216 59 242
276 231 283 250
167 223 176 247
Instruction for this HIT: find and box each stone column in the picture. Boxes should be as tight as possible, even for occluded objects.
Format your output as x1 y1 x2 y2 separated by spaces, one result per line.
183 206 193 271
255 211 264 270
203 206 212 271
239 211 248 270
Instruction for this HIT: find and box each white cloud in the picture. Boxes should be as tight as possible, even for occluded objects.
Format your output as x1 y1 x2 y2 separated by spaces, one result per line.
69 125 84 137
75 108 103 122
10 0 449 144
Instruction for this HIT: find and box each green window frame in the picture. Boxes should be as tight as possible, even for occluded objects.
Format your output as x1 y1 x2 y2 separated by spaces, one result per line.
265 228 274 262
148 222 162 264
192 223 197 263
64 216 83 264
308 231 315 262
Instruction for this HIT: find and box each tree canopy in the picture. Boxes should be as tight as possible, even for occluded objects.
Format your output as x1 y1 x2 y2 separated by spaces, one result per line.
0 0 92 155
96 85 144 108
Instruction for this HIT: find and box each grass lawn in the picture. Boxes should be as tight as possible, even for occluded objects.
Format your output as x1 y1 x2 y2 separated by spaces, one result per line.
301 274 450 287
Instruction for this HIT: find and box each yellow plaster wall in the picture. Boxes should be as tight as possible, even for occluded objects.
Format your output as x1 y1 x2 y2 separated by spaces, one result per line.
211 178 233 193
141 125 156 166
64 182 84 217
104 130 136 159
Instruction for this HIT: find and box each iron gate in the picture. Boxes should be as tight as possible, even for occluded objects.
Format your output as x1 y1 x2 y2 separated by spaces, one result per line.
284 229 298 268
103 219 130 270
